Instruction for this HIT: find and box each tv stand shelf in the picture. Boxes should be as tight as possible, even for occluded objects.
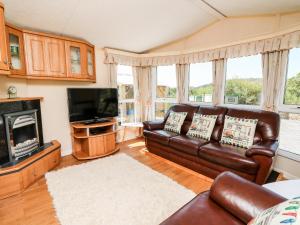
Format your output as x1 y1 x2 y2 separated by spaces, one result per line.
70 119 119 160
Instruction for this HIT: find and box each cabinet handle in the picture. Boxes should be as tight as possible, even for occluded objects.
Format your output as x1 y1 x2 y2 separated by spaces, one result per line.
3 60 8 65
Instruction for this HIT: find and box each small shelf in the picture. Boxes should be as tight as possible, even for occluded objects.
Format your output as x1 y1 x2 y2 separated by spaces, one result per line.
70 119 119 160
73 131 117 139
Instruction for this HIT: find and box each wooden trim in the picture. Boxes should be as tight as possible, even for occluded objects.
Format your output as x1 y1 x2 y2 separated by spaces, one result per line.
0 97 43 103
5 22 94 47
72 145 120 160
71 120 116 129
22 30 94 47
8 74 96 82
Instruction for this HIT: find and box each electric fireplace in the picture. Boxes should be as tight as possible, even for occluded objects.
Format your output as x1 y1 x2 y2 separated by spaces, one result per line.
4 109 40 161
0 99 44 167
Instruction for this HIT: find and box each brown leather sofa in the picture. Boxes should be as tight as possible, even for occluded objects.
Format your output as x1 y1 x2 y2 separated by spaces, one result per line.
160 172 286 225
143 104 280 184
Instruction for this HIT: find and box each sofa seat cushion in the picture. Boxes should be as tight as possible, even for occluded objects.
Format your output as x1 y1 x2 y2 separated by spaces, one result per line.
169 135 209 156
144 129 179 145
198 142 258 175
160 191 244 225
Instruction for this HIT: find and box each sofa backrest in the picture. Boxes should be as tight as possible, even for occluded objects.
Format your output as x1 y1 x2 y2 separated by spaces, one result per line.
226 108 280 143
165 104 199 135
163 104 280 143
197 106 228 141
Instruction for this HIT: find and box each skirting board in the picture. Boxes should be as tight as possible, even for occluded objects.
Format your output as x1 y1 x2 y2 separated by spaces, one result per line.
273 167 300 180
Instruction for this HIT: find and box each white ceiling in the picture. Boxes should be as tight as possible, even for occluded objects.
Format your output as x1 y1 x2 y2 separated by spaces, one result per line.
2 0 300 52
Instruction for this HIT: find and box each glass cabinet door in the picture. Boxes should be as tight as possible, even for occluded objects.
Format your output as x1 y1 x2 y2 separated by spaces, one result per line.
70 46 81 74
6 26 25 75
9 33 21 70
87 47 94 77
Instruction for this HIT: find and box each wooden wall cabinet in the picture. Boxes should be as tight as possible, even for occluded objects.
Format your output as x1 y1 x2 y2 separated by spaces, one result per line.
6 25 26 75
0 4 9 74
0 140 61 200
24 33 66 77
0 3 96 81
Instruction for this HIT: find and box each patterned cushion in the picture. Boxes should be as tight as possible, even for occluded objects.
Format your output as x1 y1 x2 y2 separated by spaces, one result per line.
221 115 258 149
248 198 300 225
187 114 217 140
164 111 187 134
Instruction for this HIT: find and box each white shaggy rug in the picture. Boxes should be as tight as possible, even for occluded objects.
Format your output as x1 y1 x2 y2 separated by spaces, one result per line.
45 153 196 225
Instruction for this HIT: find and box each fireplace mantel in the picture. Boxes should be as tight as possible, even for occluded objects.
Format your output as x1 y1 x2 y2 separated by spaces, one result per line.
0 97 43 103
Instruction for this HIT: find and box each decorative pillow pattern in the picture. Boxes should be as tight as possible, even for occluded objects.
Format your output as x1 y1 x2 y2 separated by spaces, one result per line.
248 198 300 225
221 115 258 149
187 114 217 140
164 111 187 134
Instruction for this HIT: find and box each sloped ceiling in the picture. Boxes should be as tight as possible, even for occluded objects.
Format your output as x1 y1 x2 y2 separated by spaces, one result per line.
2 0 300 53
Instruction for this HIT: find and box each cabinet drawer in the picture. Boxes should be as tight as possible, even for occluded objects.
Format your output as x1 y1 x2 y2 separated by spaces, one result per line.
46 150 61 171
21 158 47 188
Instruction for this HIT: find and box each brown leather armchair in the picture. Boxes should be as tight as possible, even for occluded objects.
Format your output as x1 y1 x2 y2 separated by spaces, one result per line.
160 172 286 225
143 104 280 184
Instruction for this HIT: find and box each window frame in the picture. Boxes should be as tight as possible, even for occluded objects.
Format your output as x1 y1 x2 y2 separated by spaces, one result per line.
154 65 177 120
277 48 300 160
117 65 136 124
188 62 213 105
222 54 263 108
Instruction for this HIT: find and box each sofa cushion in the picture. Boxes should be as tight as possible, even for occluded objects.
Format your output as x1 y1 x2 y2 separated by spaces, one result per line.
160 191 244 225
164 111 187 134
187 114 217 140
226 108 280 142
164 104 200 135
221 116 258 149
197 106 228 142
169 135 209 156
143 130 179 145
198 142 258 175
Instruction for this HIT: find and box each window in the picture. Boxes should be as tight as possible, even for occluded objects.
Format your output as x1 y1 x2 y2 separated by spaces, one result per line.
117 65 135 123
189 62 213 103
278 48 300 156
225 55 263 105
155 65 176 119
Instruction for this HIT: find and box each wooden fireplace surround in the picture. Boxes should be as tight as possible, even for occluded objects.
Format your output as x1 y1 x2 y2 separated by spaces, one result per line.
0 140 61 200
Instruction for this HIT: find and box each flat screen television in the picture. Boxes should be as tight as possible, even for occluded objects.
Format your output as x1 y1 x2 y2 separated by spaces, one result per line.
67 88 118 123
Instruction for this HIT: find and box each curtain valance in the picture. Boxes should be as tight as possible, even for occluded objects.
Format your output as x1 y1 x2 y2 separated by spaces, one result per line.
104 30 300 66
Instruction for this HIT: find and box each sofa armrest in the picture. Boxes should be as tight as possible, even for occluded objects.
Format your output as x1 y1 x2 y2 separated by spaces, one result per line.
143 120 165 131
246 140 279 157
209 172 286 224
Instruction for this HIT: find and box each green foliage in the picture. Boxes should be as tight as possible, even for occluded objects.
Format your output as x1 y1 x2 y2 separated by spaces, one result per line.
225 78 262 105
284 73 300 105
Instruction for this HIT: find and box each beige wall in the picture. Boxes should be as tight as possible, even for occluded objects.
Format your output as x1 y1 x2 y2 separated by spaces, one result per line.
149 12 300 53
0 48 110 156
150 13 300 179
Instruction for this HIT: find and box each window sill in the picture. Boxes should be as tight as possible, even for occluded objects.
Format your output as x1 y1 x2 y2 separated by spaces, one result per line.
277 148 300 162
220 104 261 110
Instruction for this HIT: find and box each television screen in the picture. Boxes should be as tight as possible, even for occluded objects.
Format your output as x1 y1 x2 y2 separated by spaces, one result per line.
67 88 118 122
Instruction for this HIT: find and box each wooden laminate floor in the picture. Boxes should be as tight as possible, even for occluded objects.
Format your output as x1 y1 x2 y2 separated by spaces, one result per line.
0 138 213 225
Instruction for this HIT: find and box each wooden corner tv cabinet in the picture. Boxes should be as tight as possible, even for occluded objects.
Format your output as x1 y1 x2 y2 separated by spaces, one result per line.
70 119 120 160
0 140 61 200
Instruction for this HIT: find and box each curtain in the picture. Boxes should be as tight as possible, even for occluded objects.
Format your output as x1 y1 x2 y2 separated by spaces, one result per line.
107 63 117 88
105 30 300 66
212 59 227 105
133 66 155 122
261 50 289 112
176 64 189 103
